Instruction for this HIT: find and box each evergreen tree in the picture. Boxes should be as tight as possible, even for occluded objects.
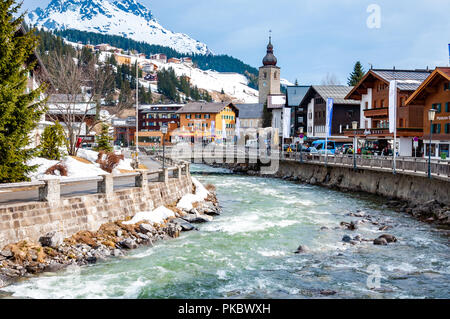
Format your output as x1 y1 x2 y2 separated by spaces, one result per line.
38 122 66 160
0 1 47 183
262 101 272 128
95 124 113 152
347 61 365 86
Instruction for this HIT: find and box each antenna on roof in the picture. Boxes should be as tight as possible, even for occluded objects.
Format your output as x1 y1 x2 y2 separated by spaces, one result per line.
368 63 373 70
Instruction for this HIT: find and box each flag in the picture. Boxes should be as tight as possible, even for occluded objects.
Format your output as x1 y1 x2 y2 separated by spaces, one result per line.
222 118 227 139
235 118 240 139
389 80 397 133
326 98 334 137
282 107 291 139
211 120 215 137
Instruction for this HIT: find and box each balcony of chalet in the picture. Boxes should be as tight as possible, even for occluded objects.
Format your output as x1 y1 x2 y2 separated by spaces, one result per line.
344 127 423 138
363 107 389 118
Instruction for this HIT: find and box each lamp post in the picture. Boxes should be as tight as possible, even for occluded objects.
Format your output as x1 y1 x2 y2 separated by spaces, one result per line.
352 121 358 171
299 127 304 163
428 108 437 179
161 125 168 170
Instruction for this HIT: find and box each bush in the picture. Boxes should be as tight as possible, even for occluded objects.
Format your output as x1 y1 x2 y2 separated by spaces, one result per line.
39 122 67 160
45 163 68 176
96 151 124 173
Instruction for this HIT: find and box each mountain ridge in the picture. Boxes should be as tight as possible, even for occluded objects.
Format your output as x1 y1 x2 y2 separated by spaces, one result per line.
26 0 211 55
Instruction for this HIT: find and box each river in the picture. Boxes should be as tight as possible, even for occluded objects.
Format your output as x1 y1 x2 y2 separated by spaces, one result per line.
1 164 449 299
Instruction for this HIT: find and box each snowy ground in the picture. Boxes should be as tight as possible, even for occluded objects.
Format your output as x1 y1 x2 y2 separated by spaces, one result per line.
27 149 134 181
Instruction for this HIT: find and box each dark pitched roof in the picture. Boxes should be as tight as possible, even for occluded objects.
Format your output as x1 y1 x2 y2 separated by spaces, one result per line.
346 69 432 100
235 103 264 119
176 102 237 114
372 69 431 91
286 86 310 107
300 85 359 106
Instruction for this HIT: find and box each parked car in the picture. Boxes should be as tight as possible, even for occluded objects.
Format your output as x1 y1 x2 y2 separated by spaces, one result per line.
311 140 337 155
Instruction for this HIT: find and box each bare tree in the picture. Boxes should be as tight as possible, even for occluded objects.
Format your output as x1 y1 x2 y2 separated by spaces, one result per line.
42 52 133 155
321 73 341 85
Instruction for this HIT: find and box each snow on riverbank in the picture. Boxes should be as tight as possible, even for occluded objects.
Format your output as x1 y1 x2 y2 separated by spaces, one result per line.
124 177 210 226
27 149 134 181
177 177 209 211
123 206 176 225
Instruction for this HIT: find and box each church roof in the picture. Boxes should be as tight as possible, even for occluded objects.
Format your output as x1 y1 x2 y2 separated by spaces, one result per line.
235 103 264 119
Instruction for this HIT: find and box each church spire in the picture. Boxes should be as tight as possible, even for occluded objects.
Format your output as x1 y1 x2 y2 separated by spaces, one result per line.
263 30 277 66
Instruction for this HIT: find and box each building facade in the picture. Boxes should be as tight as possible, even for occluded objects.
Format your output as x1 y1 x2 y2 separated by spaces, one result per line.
406 67 450 158
235 104 264 130
300 86 360 141
112 116 136 147
176 102 239 142
345 69 432 156
286 86 310 137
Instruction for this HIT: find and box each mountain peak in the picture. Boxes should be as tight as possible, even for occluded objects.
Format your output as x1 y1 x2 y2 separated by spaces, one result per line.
26 0 211 55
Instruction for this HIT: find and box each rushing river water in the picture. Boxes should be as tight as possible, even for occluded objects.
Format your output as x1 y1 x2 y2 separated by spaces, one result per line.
1 164 449 299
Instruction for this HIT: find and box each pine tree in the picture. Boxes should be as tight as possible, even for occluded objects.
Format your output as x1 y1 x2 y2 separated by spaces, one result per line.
347 61 365 86
95 124 113 152
0 1 47 183
39 122 66 160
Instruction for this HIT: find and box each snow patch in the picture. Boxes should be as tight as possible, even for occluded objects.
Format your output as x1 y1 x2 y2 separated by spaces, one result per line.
177 177 209 211
123 206 175 225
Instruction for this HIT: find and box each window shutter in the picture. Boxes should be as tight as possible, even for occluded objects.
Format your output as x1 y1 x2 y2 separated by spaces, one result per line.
437 124 441 134
446 102 449 113
437 103 442 113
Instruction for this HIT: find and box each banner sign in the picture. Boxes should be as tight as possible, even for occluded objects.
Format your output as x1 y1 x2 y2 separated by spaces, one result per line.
282 107 291 139
326 98 334 137
389 80 397 134
211 120 215 137
235 118 240 139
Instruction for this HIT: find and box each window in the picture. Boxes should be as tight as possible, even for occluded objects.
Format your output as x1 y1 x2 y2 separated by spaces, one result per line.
446 102 449 113
186 114 191 119
434 103 442 113
444 82 449 91
373 100 377 108
400 97 405 106
205 114 210 119
432 124 441 134
274 72 278 79
446 123 450 134
264 72 267 79
380 99 385 107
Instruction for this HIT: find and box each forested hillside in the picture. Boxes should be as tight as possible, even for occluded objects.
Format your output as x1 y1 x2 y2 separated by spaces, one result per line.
52 29 259 89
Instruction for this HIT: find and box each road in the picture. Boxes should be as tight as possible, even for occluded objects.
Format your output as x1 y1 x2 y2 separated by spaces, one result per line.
0 152 163 205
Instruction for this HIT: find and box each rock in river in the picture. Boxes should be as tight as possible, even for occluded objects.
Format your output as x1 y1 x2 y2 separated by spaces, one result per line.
39 231 63 248
373 237 388 246
378 234 397 243
342 235 352 243
170 218 197 231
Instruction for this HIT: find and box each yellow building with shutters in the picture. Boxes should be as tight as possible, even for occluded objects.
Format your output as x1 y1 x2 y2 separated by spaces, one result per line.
176 102 239 142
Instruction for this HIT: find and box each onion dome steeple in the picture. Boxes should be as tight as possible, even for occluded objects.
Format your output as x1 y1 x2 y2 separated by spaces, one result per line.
262 32 277 66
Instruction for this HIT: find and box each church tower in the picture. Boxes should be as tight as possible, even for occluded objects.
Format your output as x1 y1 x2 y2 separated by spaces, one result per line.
258 34 281 105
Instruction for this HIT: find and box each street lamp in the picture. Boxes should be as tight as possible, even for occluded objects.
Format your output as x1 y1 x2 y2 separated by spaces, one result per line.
161 125 168 170
428 108 437 179
299 127 304 163
352 121 358 171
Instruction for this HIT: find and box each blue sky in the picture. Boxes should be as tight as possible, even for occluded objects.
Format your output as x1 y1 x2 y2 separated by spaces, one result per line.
22 0 450 84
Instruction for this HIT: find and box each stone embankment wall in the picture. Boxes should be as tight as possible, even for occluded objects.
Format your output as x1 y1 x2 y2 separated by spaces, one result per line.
0 175 192 247
275 161 450 206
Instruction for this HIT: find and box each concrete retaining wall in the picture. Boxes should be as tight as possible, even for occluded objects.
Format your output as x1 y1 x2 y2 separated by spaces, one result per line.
0 175 192 247
276 160 450 206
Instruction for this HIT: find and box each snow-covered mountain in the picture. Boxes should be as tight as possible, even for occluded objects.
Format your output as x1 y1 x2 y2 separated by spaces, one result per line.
26 0 211 55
